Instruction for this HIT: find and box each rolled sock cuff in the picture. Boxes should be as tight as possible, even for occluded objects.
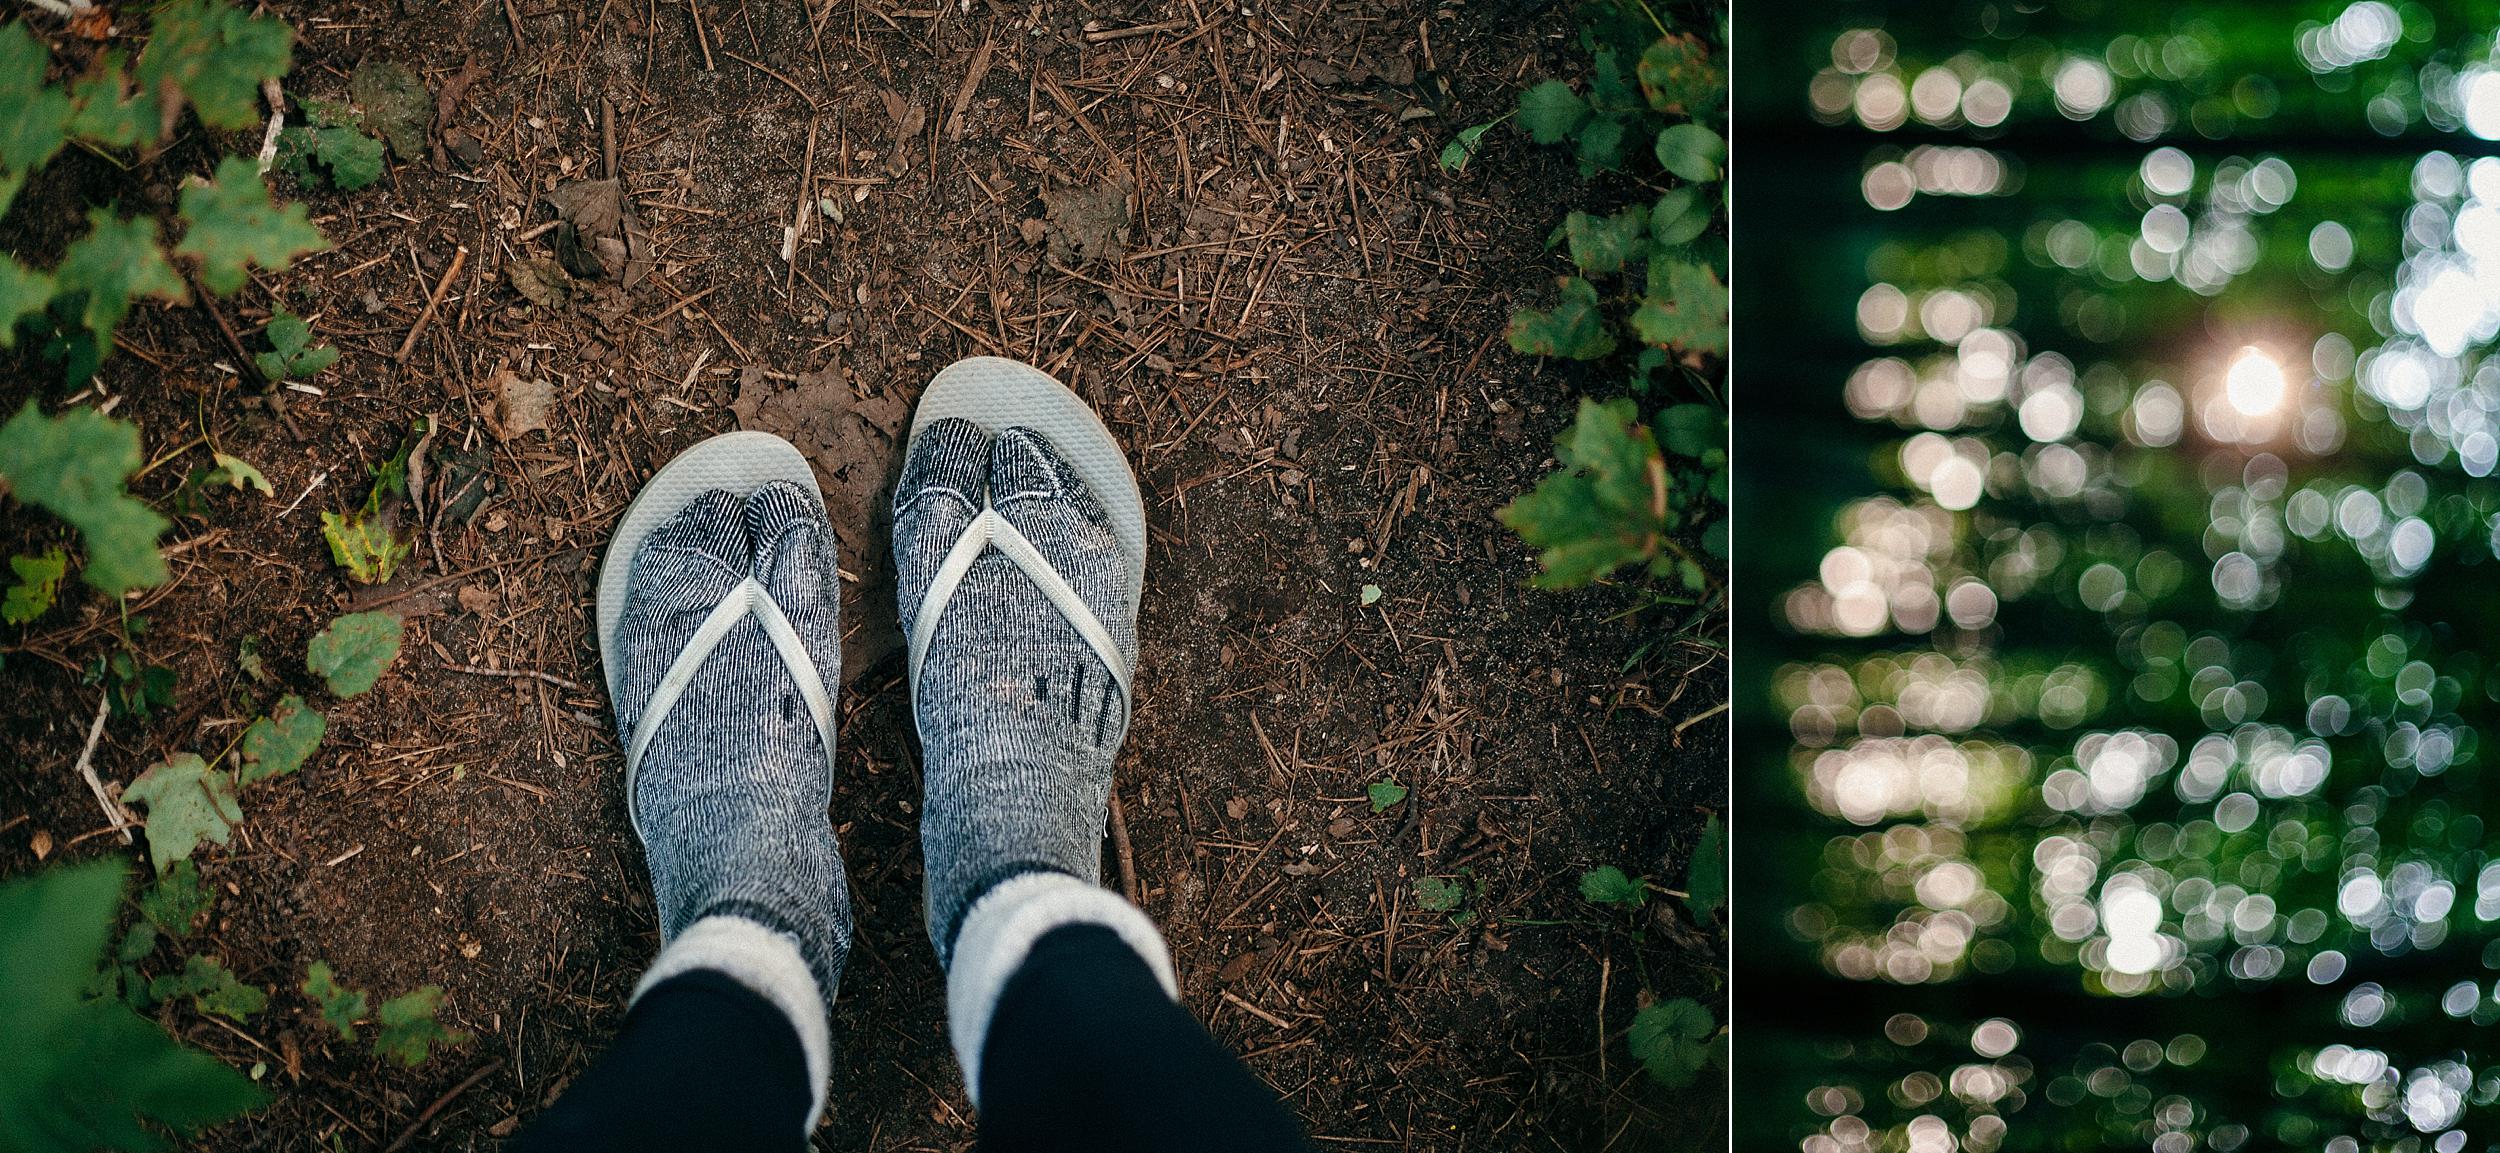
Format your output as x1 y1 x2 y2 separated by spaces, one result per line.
631 914 832 1128
944 871 1178 1106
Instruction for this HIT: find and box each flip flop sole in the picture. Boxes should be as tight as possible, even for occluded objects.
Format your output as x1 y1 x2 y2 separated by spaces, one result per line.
907 356 1147 613
594 430 821 705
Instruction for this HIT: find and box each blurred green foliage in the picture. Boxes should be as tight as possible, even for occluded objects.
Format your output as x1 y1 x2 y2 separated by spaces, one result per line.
1749 4 2500 1153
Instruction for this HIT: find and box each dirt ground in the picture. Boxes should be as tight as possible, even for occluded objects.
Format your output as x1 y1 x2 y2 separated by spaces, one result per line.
1 2 1724 1149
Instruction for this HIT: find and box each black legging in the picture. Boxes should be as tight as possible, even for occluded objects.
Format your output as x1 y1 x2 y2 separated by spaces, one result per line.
513 925 1308 1152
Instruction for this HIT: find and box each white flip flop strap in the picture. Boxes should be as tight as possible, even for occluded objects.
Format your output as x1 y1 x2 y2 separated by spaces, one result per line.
627 577 839 788
907 506 1131 711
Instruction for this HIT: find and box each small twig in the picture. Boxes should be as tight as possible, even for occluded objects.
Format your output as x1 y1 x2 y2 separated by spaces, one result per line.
256 76 285 175
1084 18 1187 42
182 267 270 391
1672 700 1729 742
440 663 588 694
1220 989 1293 1030
1106 786 1141 905
277 469 329 517
71 695 133 844
352 546 592 611
393 246 468 362
782 116 819 281
686 0 716 71
1595 953 1612 1090
384 1059 504 1153
601 97 619 180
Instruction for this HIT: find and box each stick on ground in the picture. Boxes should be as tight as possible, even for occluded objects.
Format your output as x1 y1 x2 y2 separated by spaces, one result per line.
71 695 132 844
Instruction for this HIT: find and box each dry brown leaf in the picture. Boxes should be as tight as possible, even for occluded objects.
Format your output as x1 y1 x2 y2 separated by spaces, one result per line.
507 258 573 309
490 368 556 440
545 179 653 287
1042 182 1132 265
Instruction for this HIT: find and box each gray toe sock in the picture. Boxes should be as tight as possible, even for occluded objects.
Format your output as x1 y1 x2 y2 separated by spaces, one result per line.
894 422 1140 967
614 482 852 1012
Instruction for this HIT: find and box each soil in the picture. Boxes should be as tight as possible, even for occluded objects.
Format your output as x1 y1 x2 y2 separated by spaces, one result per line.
0 2 1725 1150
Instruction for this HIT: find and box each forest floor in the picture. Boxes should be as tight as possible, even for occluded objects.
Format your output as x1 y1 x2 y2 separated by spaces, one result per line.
1 2 1723 1150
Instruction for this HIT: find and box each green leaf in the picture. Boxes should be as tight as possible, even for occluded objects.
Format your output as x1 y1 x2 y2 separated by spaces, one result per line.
306 611 403 697
1576 116 1626 174
0 402 173 595
1637 34 1723 117
319 510 411 585
254 310 338 381
374 986 466 1068
1627 997 1717 1088
148 955 266 1023
1414 875 1468 914
122 754 243 874
280 124 386 191
1561 209 1649 276
38 296 105 385
1683 814 1726 922
1360 583 1383 606
66 57 163 149
1579 865 1648 910
203 452 274 496
176 157 329 296
1505 277 1616 361
1438 121 1496 174
1589 45 1637 108
1630 346 1670 393
302 961 368 1040
1367 777 1408 813
91 650 179 720
0 23 70 178
1654 404 1723 460
1496 398 1667 589
4 547 66 625
0 253 55 346
1631 260 1728 358
236 635 270 684
0 859 123 1047
137 859 213 939
348 60 431 162
1651 188 1711 247
136 0 294 131
1517 80 1588 145
54 209 187 352
117 919 161 968
237 694 324 785
0 861 266 1150
1654 123 1725 183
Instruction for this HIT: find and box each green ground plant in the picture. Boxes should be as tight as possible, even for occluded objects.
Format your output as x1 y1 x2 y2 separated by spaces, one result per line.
0 862 265 1152
121 611 400 873
1449 2 1728 599
1 6 326 385
1450 0 1731 1113
303 961 468 1068
1583 812 1727 1088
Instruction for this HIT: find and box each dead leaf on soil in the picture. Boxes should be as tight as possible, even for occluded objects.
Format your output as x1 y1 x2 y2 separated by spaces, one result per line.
879 88 927 176
508 257 574 309
728 363 912 681
488 367 555 440
1043 182 1131 266
545 178 654 288
457 585 495 615
350 60 433 162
